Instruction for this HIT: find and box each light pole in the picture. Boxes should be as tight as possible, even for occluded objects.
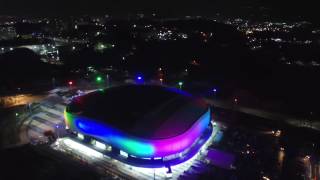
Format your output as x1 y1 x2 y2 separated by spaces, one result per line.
136 75 144 84
178 81 183 90
56 124 60 139
213 88 217 97
68 81 73 89
15 112 19 121
106 74 110 87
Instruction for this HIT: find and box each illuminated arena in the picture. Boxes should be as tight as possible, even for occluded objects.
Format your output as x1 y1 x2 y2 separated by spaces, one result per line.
64 85 213 168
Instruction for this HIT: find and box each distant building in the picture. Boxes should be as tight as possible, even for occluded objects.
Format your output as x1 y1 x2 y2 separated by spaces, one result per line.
0 26 16 40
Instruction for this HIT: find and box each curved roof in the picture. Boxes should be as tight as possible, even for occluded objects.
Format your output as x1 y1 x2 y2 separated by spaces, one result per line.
66 85 208 139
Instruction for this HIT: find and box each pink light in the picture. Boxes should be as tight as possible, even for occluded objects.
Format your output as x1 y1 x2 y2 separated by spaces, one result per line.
65 108 211 157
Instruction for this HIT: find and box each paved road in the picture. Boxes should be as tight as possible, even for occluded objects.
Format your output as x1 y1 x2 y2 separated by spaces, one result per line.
206 98 320 131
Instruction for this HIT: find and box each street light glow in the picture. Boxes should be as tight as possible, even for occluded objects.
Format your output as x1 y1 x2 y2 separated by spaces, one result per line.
178 81 183 89
96 76 102 82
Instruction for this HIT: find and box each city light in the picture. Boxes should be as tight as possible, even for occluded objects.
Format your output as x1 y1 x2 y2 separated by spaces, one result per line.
68 81 73 85
96 76 102 82
262 176 270 180
120 150 129 158
95 141 107 150
178 81 183 89
64 108 211 158
63 138 103 158
160 78 163 84
77 133 84 140
136 75 144 83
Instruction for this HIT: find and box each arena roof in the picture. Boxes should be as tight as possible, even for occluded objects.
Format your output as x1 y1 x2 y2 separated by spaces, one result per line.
66 85 209 139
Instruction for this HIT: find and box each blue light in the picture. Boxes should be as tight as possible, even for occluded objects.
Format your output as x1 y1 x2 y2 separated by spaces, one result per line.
136 75 144 83
213 88 217 93
65 108 211 158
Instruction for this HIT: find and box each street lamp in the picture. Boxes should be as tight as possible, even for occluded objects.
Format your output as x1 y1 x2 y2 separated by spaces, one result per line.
136 75 144 84
159 78 163 84
212 88 217 97
234 98 238 103
178 81 183 89
213 88 217 93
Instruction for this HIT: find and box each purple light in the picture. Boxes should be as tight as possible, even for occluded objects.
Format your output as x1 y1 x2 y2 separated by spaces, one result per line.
64 108 211 158
213 88 217 92
207 149 235 169
137 76 142 80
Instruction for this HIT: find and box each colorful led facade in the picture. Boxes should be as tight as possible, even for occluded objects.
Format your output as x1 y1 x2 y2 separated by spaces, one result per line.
65 108 210 158
64 86 212 167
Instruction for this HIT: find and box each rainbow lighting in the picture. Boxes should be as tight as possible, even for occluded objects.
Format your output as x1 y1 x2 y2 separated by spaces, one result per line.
64 109 210 158
64 85 212 167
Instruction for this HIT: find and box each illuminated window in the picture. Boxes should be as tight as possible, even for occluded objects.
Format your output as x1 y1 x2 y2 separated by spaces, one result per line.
106 146 112 151
77 133 84 140
63 138 102 158
95 141 106 150
163 153 179 161
120 150 128 158
141 157 152 160
91 139 96 145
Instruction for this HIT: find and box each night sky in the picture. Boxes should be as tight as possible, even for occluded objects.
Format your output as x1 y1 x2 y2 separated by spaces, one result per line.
0 0 319 22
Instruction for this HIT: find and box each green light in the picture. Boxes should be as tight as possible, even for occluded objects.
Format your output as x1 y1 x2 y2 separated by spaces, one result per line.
114 137 154 156
178 82 183 86
96 76 102 82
